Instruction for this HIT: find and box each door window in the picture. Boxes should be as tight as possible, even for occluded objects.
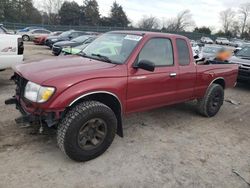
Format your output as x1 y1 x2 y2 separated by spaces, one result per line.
176 39 190 66
137 38 174 66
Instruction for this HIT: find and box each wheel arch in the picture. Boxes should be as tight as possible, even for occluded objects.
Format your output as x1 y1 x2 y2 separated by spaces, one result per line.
68 91 123 137
210 77 226 89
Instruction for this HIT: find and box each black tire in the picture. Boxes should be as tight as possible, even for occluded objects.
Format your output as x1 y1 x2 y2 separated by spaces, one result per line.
22 35 30 41
197 84 224 117
57 101 117 162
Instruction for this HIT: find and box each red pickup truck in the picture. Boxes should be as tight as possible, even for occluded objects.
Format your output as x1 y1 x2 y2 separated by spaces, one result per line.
6 31 238 162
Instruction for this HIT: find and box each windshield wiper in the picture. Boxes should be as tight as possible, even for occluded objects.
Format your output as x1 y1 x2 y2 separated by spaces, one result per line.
77 51 89 57
91 53 114 64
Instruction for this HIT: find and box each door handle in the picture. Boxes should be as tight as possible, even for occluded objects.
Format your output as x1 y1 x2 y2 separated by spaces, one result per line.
169 73 177 77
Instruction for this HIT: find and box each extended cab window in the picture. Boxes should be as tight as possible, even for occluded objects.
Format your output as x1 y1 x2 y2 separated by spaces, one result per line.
176 39 190 66
137 38 174 66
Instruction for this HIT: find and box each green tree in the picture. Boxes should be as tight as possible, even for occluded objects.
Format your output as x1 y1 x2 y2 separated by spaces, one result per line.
83 0 100 26
193 27 211 35
59 1 81 25
20 0 42 23
0 0 41 23
109 1 129 27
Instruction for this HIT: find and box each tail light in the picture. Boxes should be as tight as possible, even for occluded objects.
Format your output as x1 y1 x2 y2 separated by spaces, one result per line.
17 38 24 55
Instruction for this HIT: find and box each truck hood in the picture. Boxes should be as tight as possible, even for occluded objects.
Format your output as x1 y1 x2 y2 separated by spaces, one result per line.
14 56 118 85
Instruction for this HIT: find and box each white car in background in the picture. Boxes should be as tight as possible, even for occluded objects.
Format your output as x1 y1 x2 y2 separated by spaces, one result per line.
0 34 24 71
215 37 230 45
190 40 200 56
201 37 213 44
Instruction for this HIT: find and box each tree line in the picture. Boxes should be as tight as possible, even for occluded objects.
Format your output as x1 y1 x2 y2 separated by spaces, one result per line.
218 3 250 39
0 0 130 27
0 0 250 39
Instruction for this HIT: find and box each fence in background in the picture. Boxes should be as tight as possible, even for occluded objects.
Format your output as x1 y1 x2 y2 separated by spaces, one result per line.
2 21 216 40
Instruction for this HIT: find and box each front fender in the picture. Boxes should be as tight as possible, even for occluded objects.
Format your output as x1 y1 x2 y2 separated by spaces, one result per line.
46 77 127 111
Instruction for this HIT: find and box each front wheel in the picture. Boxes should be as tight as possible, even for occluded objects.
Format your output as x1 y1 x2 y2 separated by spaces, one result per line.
57 101 117 162
197 84 224 117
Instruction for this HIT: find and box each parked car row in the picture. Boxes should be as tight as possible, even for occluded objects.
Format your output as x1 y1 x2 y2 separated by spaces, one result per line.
27 29 99 56
200 36 250 48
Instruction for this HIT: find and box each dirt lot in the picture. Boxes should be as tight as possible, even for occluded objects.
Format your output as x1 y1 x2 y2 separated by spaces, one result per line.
0 43 250 188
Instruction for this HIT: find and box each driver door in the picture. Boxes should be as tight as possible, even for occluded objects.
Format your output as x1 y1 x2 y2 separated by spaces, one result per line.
126 37 178 113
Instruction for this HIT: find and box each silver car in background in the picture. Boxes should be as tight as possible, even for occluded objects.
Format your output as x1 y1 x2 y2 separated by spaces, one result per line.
18 29 51 41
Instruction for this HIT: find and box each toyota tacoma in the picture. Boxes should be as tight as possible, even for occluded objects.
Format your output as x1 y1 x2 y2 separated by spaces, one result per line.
6 31 238 162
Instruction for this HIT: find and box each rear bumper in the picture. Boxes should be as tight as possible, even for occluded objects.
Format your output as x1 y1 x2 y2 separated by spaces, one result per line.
33 38 44 45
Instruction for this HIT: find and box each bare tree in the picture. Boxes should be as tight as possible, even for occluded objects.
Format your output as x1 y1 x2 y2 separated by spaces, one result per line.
220 8 235 33
138 16 160 30
41 0 64 24
239 3 250 36
231 21 240 37
163 10 195 32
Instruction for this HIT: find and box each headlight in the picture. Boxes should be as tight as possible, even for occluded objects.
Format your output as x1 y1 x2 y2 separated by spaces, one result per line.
51 39 58 42
24 81 55 103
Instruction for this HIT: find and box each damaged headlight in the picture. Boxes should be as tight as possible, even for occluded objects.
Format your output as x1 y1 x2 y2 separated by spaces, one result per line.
24 81 55 103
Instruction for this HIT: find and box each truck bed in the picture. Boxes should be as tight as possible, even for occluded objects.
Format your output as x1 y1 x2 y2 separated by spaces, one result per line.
195 62 238 98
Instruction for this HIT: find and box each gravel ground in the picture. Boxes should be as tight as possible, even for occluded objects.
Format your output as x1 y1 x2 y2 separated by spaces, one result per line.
0 43 250 188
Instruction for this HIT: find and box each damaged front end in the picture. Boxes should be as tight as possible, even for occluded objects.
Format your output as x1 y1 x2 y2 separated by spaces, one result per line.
5 73 64 128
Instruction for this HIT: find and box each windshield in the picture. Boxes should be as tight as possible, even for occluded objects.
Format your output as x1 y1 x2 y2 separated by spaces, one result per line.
76 44 88 50
82 33 142 64
203 47 221 53
72 36 89 43
236 47 250 57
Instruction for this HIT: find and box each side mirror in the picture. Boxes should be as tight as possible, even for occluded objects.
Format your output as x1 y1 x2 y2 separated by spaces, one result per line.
136 60 155 72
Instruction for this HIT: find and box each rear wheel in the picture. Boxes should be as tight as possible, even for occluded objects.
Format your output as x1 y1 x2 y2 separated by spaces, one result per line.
197 84 224 117
22 35 30 41
57 101 117 162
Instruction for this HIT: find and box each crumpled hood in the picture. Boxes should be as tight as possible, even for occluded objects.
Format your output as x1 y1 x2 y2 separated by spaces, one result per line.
14 56 118 86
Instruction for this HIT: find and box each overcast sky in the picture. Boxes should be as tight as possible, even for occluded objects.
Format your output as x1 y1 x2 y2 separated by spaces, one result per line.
35 0 249 30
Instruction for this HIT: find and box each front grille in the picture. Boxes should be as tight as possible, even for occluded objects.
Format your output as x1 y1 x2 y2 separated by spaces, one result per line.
12 73 28 99
239 64 250 71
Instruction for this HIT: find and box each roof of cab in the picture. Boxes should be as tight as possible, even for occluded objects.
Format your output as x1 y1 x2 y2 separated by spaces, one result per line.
108 30 187 39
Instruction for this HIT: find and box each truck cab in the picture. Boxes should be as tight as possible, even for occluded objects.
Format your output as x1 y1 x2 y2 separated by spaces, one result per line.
0 34 24 71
